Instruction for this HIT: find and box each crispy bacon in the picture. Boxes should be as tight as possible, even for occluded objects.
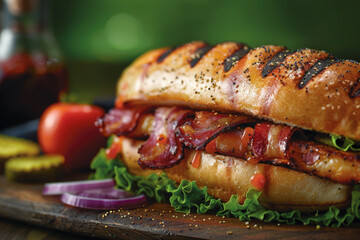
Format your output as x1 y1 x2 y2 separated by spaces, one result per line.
138 107 194 169
176 111 257 150
204 124 360 183
96 106 153 137
98 106 360 184
213 131 245 157
252 122 295 161
252 123 271 158
206 123 295 166
288 140 360 184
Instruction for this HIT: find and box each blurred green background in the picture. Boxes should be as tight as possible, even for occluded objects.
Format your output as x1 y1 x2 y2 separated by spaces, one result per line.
49 0 360 103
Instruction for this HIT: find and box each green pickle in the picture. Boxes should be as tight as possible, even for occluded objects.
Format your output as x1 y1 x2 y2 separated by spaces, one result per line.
0 134 40 173
5 155 64 183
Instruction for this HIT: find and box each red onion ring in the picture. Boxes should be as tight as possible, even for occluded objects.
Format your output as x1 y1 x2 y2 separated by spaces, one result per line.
60 188 148 210
42 179 115 195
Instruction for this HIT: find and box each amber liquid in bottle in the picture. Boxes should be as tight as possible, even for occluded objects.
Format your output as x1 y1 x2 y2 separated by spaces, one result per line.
0 0 68 129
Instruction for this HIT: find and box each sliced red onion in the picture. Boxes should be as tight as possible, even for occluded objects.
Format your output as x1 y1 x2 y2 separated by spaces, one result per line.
60 188 148 210
42 179 115 195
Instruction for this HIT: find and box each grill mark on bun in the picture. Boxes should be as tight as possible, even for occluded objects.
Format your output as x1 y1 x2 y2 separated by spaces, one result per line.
189 45 214 68
262 49 294 77
223 45 250 72
298 57 339 89
120 41 360 141
157 48 175 63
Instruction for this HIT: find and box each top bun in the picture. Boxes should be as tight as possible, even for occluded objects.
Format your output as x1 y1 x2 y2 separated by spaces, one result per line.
117 41 360 140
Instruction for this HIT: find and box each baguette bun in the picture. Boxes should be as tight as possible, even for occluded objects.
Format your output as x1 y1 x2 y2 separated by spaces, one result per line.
120 137 350 211
117 41 360 140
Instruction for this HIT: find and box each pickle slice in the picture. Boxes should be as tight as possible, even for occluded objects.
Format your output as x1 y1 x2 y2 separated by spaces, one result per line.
5 155 65 183
0 134 40 173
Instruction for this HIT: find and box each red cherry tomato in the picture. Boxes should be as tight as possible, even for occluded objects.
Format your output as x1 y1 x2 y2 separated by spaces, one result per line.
38 103 106 171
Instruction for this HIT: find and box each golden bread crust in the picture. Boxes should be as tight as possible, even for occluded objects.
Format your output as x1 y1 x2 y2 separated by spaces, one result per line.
117 41 360 140
120 138 350 211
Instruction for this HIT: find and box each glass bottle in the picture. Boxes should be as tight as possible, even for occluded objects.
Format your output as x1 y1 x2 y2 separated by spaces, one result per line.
0 0 68 129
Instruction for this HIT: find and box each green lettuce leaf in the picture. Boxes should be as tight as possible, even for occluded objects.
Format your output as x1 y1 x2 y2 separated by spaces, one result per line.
316 134 360 152
90 152 360 227
89 149 123 179
114 165 175 203
89 135 122 179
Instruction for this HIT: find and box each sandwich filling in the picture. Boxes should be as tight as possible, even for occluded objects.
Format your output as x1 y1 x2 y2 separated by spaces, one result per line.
96 104 360 185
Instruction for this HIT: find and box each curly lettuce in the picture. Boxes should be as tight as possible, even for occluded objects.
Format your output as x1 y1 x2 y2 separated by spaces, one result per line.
90 149 360 227
315 134 360 152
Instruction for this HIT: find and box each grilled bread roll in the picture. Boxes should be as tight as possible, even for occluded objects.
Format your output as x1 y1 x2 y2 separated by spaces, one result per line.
98 41 360 212
117 41 360 140
120 137 350 211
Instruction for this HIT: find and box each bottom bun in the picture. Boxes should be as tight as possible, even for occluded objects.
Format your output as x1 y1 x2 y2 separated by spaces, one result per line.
120 137 351 211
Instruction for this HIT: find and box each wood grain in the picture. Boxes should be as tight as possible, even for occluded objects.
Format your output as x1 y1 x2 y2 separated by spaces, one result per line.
0 217 90 240
0 176 359 240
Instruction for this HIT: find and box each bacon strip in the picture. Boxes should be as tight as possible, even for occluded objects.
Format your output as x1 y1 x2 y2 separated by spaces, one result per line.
252 122 295 160
96 106 153 137
288 140 360 184
211 129 254 161
138 107 194 169
252 123 271 158
176 111 257 150
98 106 360 184
203 124 360 183
207 123 295 166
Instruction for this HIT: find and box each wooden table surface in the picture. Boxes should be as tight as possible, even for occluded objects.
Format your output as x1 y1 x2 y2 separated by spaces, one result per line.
0 217 92 240
0 176 359 240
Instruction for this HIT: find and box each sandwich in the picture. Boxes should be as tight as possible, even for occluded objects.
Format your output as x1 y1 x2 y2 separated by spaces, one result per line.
92 41 360 226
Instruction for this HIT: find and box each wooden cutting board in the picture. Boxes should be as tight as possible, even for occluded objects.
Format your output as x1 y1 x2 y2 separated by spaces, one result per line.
0 176 359 240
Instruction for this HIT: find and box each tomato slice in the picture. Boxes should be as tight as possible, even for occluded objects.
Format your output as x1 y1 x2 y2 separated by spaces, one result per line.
191 150 202 168
240 127 254 154
115 96 125 109
205 139 217 154
156 134 167 145
106 136 124 159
